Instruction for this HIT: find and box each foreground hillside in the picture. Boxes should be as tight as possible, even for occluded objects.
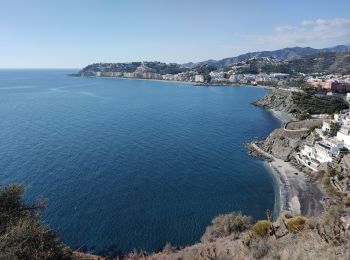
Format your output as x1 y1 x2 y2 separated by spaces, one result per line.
142 209 350 260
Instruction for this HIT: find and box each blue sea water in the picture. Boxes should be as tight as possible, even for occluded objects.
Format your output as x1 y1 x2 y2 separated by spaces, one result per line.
0 70 280 254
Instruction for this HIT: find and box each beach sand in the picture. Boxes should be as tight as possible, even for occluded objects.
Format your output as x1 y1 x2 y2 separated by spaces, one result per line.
266 158 324 216
249 135 323 217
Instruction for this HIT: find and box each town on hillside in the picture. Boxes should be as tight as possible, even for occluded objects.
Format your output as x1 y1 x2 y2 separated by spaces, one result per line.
78 50 350 96
296 107 350 181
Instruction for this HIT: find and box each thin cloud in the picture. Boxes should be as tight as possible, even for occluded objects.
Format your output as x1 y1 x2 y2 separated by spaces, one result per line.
251 18 350 49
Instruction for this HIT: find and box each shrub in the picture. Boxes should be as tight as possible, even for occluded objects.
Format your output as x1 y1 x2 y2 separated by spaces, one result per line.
252 220 271 238
201 212 252 242
0 217 71 259
287 216 307 233
298 112 311 120
0 184 71 259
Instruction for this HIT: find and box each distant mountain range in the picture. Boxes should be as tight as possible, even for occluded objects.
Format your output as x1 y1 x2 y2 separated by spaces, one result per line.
78 44 350 77
182 45 350 68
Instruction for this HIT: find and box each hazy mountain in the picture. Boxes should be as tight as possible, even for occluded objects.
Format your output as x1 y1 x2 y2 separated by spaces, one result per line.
183 45 350 68
286 51 350 74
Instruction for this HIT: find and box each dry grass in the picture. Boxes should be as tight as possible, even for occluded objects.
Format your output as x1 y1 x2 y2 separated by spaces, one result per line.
252 220 271 238
201 212 252 242
287 216 307 233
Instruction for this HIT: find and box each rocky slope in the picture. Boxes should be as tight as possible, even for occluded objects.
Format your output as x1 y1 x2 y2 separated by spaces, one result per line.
256 119 322 161
253 89 295 113
123 209 350 260
257 128 308 161
253 89 348 116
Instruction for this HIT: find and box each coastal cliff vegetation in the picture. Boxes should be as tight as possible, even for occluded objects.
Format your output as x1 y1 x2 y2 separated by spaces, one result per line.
253 88 348 119
0 184 72 259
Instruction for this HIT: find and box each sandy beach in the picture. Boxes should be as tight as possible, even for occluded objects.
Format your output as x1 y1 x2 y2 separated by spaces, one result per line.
250 141 323 216
267 158 324 216
249 103 324 216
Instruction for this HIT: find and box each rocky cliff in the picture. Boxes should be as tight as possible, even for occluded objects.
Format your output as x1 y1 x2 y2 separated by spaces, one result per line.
253 89 295 113
253 89 348 116
257 128 309 161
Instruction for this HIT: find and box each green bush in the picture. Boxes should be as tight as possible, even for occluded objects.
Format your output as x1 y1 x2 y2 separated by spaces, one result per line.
291 92 348 115
287 216 307 233
252 220 271 238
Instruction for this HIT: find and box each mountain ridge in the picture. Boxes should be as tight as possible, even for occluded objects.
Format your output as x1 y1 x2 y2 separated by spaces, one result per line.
182 44 350 68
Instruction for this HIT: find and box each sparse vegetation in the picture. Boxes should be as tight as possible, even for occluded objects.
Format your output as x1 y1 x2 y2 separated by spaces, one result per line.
0 184 72 259
201 212 252 242
3 182 350 259
322 171 339 196
250 239 271 259
298 112 311 120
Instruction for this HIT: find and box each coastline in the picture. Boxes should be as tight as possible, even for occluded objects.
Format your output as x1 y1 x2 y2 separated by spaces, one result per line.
79 73 322 217
269 109 294 123
250 109 324 217
77 75 274 89
264 157 323 216
80 74 323 218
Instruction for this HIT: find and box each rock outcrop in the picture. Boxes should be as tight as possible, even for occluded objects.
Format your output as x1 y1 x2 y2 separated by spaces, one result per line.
258 128 310 161
253 89 295 113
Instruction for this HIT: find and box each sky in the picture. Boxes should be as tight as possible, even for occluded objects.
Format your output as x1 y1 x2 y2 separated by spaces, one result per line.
1 0 350 68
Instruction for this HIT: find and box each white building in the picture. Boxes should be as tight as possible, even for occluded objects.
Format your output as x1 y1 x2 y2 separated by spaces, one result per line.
298 145 319 171
162 74 175 81
336 113 350 149
346 93 350 102
314 138 343 163
194 74 204 83
337 126 350 149
322 120 332 132
209 71 225 81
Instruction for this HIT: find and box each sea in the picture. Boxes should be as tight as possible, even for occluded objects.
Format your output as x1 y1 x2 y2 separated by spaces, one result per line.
0 69 281 255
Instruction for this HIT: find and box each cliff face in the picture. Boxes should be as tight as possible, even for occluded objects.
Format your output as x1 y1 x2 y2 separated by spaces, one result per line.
254 89 348 116
253 89 295 113
258 128 309 161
